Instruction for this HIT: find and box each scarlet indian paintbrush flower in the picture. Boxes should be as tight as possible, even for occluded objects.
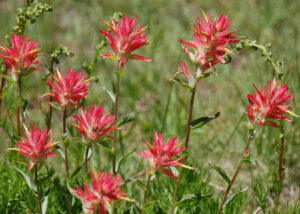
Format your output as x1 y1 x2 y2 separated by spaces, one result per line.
179 12 239 71
0 34 41 76
71 170 127 214
99 15 151 68
10 125 57 170
47 66 90 107
139 131 194 180
246 80 298 128
72 103 116 141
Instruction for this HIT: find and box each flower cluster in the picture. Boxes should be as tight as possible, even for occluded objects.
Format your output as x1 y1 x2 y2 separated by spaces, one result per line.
139 131 193 179
11 125 57 170
100 15 151 68
47 67 90 107
180 12 238 71
246 80 295 127
72 103 116 141
71 170 127 214
0 34 41 75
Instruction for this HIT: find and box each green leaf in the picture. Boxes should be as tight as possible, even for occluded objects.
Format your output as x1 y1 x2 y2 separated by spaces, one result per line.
95 141 115 154
209 163 231 186
191 112 220 129
171 78 193 92
224 186 248 208
174 194 211 207
116 70 126 77
144 200 158 209
12 165 37 192
134 179 146 191
241 156 257 166
103 87 115 103
119 112 135 127
42 195 49 214
116 149 136 172
70 165 83 180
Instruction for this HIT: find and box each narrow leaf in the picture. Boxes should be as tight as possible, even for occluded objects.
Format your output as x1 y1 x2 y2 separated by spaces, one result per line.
12 165 37 191
119 112 135 127
209 163 231 186
224 186 248 207
42 195 49 214
103 87 115 103
191 112 220 129
116 149 136 172
171 78 193 92
174 194 211 207
241 156 257 166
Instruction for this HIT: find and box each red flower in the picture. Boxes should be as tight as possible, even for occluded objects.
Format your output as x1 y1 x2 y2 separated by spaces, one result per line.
71 170 127 214
179 12 238 70
72 103 116 141
247 80 296 127
0 34 41 75
47 67 90 107
99 15 151 68
10 125 57 170
138 131 193 179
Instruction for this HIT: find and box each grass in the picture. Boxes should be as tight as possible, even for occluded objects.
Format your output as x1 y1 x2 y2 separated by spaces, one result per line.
0 0 299 213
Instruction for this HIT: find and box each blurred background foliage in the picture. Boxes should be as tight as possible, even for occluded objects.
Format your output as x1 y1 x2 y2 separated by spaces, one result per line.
0 0 299 213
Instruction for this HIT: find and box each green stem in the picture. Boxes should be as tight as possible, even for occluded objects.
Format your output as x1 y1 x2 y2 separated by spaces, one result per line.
276 125 285 210
169 84 197 214
17 76 23 136
141 174 151 214
112 74 120 174
84 145 91 175
217 130 254 214
34 165 42 214
0 67 7 118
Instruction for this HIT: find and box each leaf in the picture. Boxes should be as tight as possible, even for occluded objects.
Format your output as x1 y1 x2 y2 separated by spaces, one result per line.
103 87 115 103
224 186 248 208
209 163 231 186
191 112 220 129
12 165 37 192
42 195 49 214
119 112 135 127
171 78 193 92
144 200 158 209
134 179 146 191
95 141 114 154
174 194 211 207
241 156 257 166
70 165 83 180
116 149 136 172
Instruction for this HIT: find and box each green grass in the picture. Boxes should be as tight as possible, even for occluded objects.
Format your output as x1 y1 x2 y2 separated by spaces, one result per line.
0 0 299 213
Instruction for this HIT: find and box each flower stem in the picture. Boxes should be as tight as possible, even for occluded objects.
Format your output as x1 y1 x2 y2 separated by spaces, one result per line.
141 174 151 214
169 85 197 214
112 74 120 174
63 108 69 178
217 130 255 214
84 145 91 174
0 67 7 118
34 165 42 214
17 76 23 136
276 125 285 208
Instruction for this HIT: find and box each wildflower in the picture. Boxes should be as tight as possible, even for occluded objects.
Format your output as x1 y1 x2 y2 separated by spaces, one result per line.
71 170 127 214
99 15 151 68
10 125 57 170
138 131 194 179
247 80 297 127
0 34 41 75
179 12 238 71
47 67 90 107
72 103 116 141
